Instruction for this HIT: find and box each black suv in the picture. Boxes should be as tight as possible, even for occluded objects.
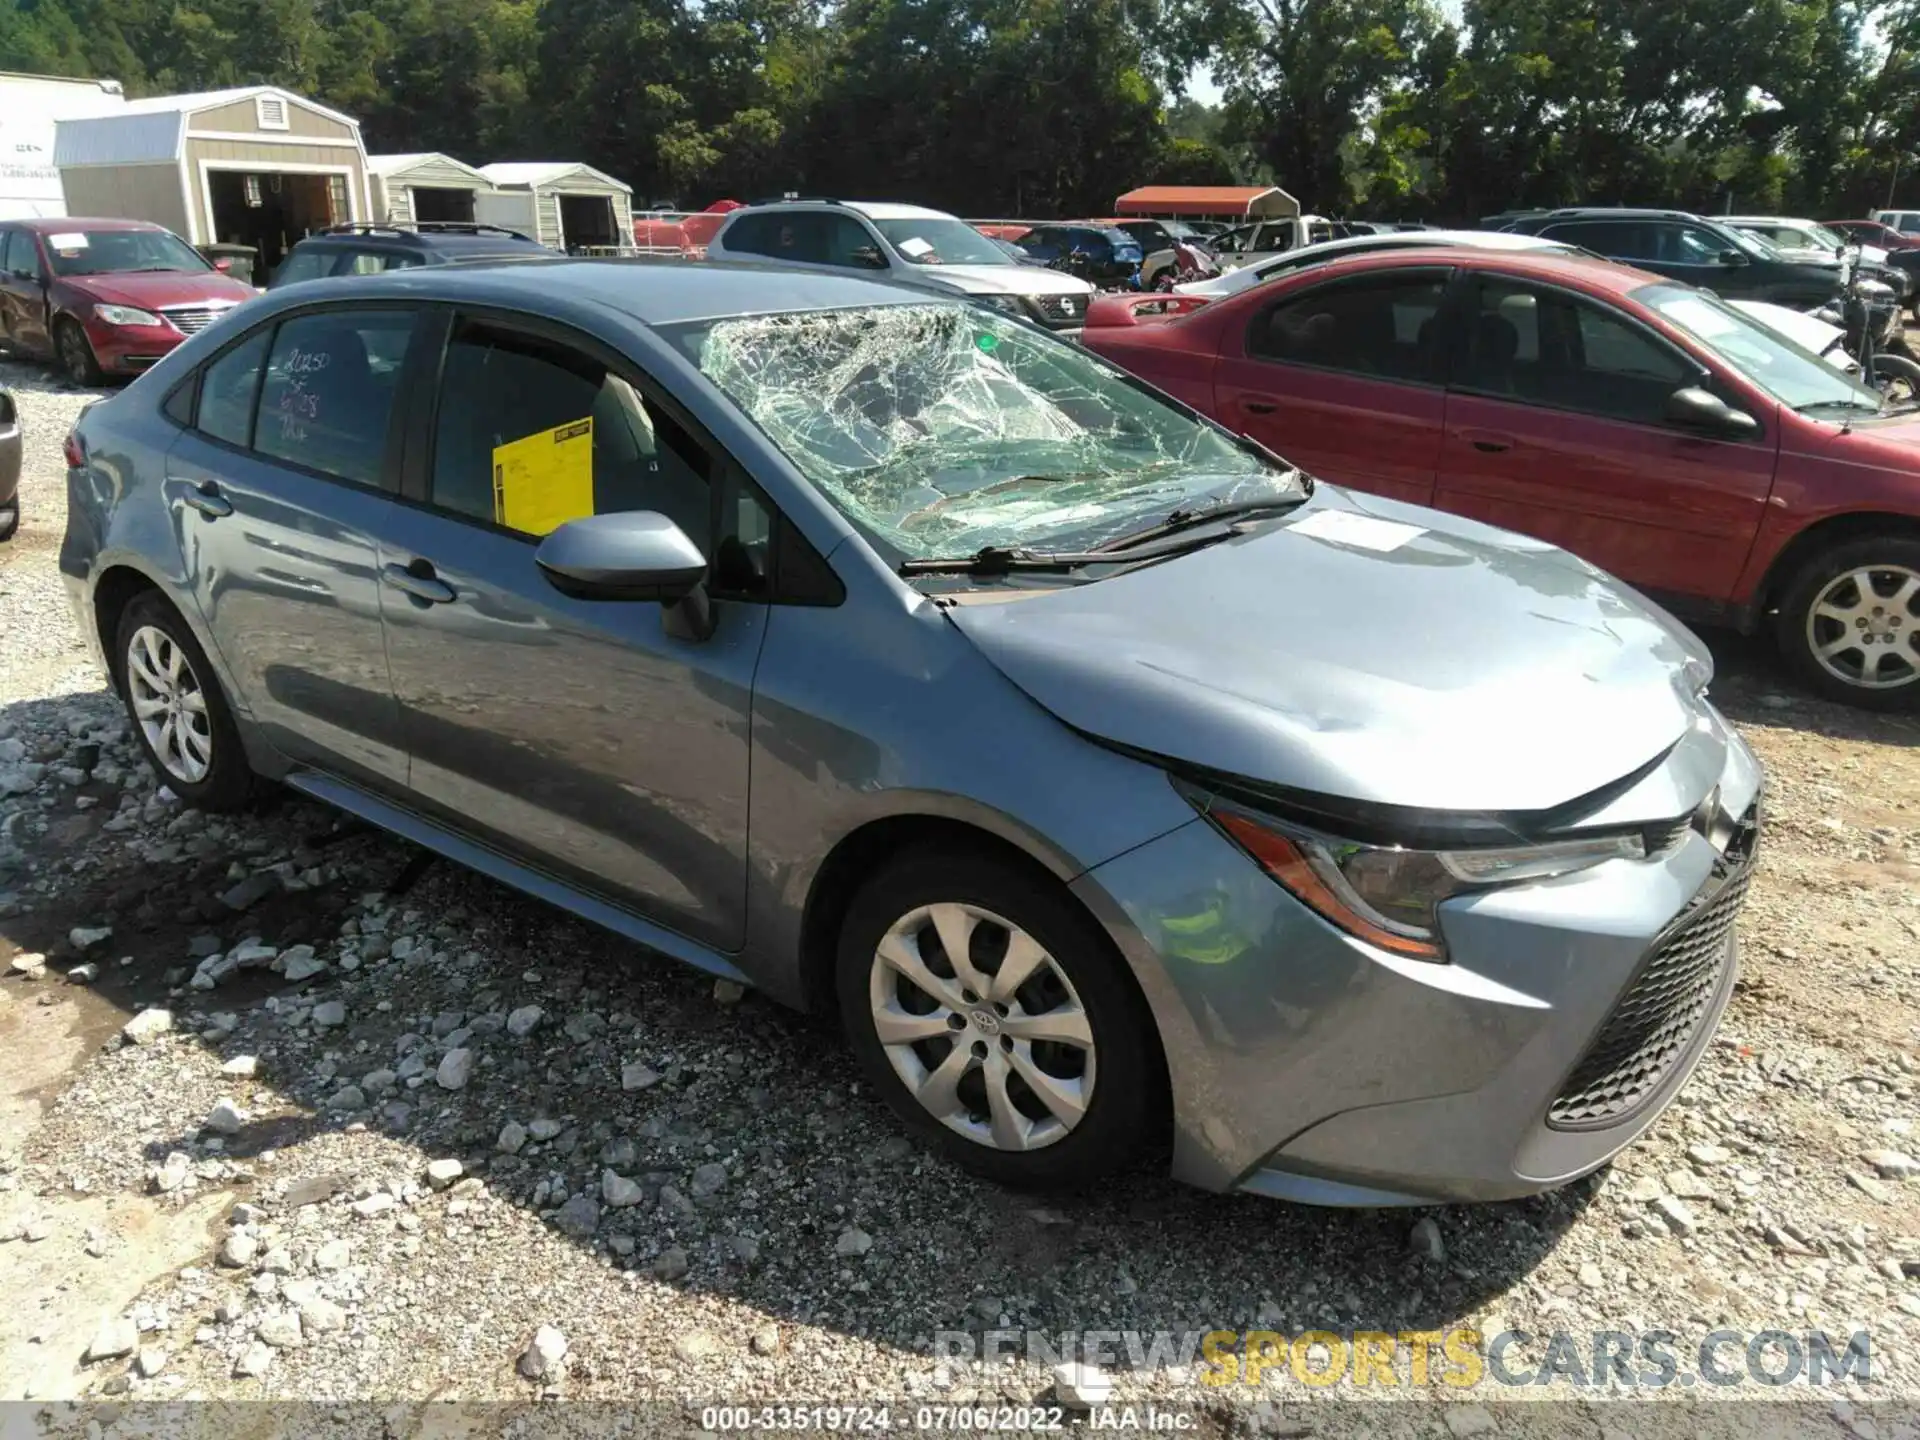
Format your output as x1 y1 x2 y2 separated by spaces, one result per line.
1501 207 1848 308
269 223 550 289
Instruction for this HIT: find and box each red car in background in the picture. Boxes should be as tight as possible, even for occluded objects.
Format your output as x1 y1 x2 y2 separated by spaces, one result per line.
1082 248 1920 708
0 218 256 385
1826 219 1920 250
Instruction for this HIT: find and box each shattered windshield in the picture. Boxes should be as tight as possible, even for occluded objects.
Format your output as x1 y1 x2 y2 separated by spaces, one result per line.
671 304 1295 560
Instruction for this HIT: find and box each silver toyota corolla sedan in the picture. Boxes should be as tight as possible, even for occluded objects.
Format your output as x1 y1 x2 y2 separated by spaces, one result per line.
60 260 1762 1204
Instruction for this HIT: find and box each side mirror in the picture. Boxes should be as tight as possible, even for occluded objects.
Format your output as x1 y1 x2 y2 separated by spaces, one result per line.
535 512 707 603
1666 385 1760 440
213 258 234 273
1718 249 1750 267
851 244 887 269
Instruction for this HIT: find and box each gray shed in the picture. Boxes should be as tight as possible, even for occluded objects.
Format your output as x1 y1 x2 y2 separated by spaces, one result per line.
475 162 633 251
368 152 497 226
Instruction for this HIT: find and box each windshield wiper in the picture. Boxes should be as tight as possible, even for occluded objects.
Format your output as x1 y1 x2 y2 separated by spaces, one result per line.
899 528 1233 577
1091 488 1310 553
1793 397 1881 414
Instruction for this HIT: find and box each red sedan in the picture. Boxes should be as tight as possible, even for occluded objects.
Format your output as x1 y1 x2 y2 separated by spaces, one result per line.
1081 249 1920 708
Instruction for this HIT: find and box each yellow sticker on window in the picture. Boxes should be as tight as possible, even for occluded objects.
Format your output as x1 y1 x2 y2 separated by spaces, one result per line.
492 417 593 536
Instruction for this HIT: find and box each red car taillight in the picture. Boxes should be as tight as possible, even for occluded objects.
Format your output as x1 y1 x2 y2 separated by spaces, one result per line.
63 429 86 468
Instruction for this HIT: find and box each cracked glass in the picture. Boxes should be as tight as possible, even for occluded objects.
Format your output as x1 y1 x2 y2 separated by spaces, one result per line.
671 304 1298 559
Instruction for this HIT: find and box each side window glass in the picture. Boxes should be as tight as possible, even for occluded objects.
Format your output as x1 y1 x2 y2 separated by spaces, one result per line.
1457 281 1689 425
1668 226 1726 264
1456 284 1541 397
720 215 770 256
273 250 332 287
196 329 272 447
1249 275 1447 383
346 252 397 274
428 318 714 545
822 215 878 268
2 231 23 276
255 310 416 486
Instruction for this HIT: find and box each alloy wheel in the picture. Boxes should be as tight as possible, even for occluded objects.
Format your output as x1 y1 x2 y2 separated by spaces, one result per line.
1805 564 1920 691
868 902 1095 1152
125 624 214 784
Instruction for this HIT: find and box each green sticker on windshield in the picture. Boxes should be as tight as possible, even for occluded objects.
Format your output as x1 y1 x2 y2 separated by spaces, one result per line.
975 332 998 353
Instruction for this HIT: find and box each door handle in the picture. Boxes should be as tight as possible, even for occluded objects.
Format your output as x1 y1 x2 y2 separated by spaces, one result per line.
1243 399 1278 414
1460 430 1516 453
383 560 455 605
178 480 233 518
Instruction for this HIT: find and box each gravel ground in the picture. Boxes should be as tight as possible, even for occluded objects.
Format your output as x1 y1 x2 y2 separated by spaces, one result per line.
2 361 1918 1437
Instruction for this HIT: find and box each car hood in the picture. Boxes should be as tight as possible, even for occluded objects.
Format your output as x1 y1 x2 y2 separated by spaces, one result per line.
944 491 1710 814
911 264 1095 297
60 270 256 309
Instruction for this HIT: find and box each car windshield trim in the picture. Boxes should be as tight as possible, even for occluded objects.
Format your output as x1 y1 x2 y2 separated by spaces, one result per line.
1635 282 1880 413
661 302 1302 563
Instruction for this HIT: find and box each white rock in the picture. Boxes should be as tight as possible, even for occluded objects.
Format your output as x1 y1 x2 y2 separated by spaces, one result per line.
204 1099 247 1136
506 1005 545 1037
297 1297 346 1334
750 1324 779 1356
1444 1407 1497 1439
1666 1169 1713 1200
835 1226 873 1257
1686 1142 1732 1166
282 947 326 983
1653 1196 1698 1236
231 943 278 969
426 1158 464 1190
310 1001 347 1029
66 962 99 984
1052 1361 1112 1408
528 1118 563 1141
674 1329 723 1362
123 1008 174 1045
497 1122 528 1155
519 1324 568 1381
221 1054 259 1077
1864 1149 1919 1180
602 1170 644 1208
621 1063 661 1091
436 1048 474 1090
712 979 746 1005
135 1345 169 1378
313 1239 350 1271
85 1315 138 1361
218 1233 259 1268
350 1193 396 1218
256 1310 303 1348
69 925 112 950
233 1340 273 1377
8 952 45 977
1408 1216 1444 1261
326 1085 366 1112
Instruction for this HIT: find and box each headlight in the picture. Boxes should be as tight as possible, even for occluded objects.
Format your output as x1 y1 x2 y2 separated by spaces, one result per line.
1200 800 1644 961
977 294 1026 315
93 303 163 328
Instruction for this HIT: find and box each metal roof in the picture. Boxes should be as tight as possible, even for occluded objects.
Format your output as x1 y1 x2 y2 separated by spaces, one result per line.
368 152 493 184
54 86 360 168
1115 185 1299 217
479 162 632 194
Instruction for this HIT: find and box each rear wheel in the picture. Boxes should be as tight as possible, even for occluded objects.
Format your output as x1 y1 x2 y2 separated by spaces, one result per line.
1775 536 1920 709
113 592 262 808
55 318 103 387
836 848 1163 1190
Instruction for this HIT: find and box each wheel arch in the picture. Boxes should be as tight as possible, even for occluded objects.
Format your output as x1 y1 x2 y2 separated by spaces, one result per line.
1754 511 1920 618
91 562 166 693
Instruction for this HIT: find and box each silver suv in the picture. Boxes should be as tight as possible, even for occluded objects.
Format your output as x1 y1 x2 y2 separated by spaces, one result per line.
705 199 1095 332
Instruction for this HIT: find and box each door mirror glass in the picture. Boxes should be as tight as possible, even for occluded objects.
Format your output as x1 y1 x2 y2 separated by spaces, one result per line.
1665 385 1760 438
535 511 708 602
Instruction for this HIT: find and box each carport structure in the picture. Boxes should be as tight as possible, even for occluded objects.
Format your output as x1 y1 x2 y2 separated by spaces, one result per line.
475 162 635 252
1115 185 1300 221
368 153 497 226
53 85 370 275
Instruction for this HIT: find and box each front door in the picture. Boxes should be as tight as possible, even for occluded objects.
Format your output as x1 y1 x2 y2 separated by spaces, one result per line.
377 310 765 949
0 230 51 356
1432 276 1778 602
163 305 419 787
1213 268 1450 506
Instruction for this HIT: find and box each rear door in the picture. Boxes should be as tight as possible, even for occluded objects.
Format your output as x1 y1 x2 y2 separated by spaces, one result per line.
1432 274 1777 601
162 304 418 787
1212 268 1450 506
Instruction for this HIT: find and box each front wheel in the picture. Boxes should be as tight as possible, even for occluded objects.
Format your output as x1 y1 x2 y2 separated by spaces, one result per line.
836 849 1164 1190
1868 351 1920 405
55 318 103 387
1775 536 1920 708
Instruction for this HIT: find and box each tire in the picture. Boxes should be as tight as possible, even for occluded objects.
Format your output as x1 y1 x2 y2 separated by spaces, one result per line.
1773 535 1920 709
113 591 262 809
55 317 104 387
836 847 1164 1190
0 501 16 543
1869 351 1920 405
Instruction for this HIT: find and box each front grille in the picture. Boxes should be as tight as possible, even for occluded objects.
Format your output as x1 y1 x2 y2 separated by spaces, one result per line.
1547 808 1759 1130
161 304 235 335
1027 293 1084 327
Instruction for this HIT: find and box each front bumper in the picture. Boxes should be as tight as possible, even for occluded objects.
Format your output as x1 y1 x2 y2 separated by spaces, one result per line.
83 318 186 376
1074 704 1763 1204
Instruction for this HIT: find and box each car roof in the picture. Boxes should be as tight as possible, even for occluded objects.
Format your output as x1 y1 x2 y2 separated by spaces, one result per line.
264 255 942 326
1253 230 1566 266
299 226 542 252
1244 246 1660 299
1536 207 1708 222
841 201 953 221
1722 215 1818 226
12 216 168 233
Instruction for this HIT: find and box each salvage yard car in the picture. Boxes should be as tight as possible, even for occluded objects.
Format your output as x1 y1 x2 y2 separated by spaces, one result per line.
1082 247 1920 707
0 218 257 384
63 261 1761 1204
